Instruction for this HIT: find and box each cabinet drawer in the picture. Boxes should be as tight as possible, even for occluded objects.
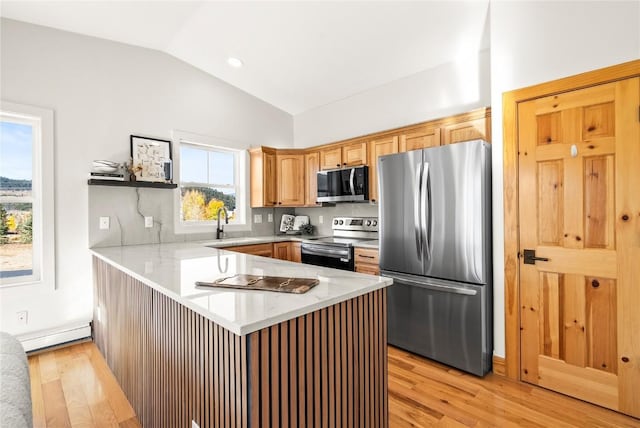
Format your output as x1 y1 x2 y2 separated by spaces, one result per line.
355 264 380 275
355 247 379 265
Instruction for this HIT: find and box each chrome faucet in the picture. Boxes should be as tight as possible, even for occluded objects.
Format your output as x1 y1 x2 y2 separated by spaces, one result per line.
216 206 229 239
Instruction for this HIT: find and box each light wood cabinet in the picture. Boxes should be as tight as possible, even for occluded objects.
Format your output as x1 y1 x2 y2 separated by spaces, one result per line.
272 242 292 261
441 116 490 145
249 147 277 208
276 153 305 206
319 146 342 170
319 141 367 170
291 241 302 263
354 247 379 275
342 141 367 167
368 136 399 203
400 125 441 152
224 243 273 257
305 152 321 206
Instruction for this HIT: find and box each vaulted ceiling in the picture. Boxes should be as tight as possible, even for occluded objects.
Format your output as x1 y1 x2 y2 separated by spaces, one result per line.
1 1 490 115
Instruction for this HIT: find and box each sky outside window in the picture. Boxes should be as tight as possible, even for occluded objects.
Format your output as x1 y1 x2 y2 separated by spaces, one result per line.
0 121 32 181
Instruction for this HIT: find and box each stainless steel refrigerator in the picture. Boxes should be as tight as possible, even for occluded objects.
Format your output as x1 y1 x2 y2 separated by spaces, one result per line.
378 140 492 376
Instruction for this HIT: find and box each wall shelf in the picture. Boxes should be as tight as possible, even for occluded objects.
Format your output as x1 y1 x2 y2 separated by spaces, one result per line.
88 179 177 189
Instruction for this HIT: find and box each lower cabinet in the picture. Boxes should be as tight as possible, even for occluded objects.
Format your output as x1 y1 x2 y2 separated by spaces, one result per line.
272 241 292 261
222 241 303 263
355 247 380 275
291 241 302 263
223 243 273 258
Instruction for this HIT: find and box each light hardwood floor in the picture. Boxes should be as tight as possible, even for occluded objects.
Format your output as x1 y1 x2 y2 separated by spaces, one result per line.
29 342 640 427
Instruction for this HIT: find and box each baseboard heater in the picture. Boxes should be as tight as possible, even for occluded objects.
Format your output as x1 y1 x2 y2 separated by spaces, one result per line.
18 323 91 352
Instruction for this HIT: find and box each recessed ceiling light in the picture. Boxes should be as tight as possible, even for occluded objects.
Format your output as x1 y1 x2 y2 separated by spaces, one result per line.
227 57 243 68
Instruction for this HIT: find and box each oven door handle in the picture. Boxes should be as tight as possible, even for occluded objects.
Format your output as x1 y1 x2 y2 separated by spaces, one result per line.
301 244 351 259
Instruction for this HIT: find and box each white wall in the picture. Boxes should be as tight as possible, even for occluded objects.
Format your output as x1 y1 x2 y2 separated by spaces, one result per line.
489 1 639 357
0 19 292 337
293 49 491 147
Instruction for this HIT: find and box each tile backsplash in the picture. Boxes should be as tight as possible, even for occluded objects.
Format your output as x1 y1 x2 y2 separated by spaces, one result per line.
88 186 378 247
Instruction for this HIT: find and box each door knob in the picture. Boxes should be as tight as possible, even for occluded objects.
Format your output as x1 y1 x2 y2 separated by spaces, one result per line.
523 249 549 265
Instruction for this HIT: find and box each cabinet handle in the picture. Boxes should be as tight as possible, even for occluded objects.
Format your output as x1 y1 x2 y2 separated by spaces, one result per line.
343 162 347 166
278 202 282 205
336 164 340 167
358 255 375 259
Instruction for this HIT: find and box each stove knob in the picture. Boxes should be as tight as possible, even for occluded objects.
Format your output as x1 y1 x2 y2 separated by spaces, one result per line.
372 220 378 226
333 219 339 225
365 220 371 226
338 220 344 225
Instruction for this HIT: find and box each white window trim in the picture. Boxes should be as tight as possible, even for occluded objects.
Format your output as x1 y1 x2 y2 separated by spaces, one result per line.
0 101 55 289
172 130 251 235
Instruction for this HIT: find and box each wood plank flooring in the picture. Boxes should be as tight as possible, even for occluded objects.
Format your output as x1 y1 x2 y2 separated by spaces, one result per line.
29 342 141 428
29 342 640 427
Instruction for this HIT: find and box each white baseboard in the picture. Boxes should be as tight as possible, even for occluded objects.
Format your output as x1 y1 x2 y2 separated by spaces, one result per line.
18 323 92 352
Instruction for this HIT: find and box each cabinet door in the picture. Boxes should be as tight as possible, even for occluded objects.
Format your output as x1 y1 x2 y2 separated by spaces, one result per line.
368 136 399 203
273 242 292 261
400 126 440 152
291 242 302 263
250 148 276 207
320 147 342 170
276 154 305 206
305 152 321 206
355 248 380 275
342 141 367 167
441 117 490 145
224 243 273 257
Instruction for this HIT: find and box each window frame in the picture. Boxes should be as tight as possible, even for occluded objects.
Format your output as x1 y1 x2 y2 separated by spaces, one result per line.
0 101 55 289
172 130 251 235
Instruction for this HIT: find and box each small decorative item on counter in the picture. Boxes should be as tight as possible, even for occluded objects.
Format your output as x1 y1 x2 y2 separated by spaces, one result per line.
299 223 314 235
280 214 295 232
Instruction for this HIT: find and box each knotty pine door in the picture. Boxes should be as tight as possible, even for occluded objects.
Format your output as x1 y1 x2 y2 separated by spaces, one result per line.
517 77 640 417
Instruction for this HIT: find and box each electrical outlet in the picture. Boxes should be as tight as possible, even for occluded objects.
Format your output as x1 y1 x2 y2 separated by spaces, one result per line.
267 213 273 223
318 215 324 224
144 216 153 228
16 311 28 325
99 216 110 230
254 214 262 224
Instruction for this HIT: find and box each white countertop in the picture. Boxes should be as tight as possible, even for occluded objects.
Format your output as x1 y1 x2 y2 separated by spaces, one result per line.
91 241 391 336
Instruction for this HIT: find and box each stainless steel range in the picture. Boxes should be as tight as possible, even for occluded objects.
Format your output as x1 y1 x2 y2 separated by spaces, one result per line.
301 217 378 271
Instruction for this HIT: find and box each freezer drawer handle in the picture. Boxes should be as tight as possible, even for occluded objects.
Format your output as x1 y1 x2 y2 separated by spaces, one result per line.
523 249 549 265
385 274 477 296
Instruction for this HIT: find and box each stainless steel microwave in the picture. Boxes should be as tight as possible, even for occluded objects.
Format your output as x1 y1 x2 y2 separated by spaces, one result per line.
317 165 369 203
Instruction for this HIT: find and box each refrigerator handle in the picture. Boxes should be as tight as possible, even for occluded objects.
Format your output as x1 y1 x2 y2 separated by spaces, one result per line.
414 164 423 258
421 162 431 260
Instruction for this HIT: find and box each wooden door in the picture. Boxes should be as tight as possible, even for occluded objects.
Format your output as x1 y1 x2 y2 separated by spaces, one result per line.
342 141 367 166
399 126 440 152
291 242 302 263
320 147 342 170
305 152 321 206
276 154 305 206
369 136 398 203
518 78 640 417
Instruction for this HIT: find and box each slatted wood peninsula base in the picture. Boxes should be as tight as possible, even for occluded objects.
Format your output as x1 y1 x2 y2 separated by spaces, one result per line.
93 257 388 427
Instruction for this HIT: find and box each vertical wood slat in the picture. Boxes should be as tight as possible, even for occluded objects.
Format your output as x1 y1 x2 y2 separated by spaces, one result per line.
94 258 388 428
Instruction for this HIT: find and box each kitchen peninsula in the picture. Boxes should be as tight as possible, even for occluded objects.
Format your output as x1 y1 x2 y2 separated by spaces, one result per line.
91 242 391 428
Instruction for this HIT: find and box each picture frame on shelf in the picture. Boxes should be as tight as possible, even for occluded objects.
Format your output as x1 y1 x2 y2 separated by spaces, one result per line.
130 135 172 183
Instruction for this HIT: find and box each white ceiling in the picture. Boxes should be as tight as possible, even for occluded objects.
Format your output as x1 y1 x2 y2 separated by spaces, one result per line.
0 1 490 115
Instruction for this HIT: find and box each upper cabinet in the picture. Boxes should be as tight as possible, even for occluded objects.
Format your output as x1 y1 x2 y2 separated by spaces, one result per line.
441 114 491 145
399 125 441 152
249 108 490 207
250 147 277 208
276 153 305 206
368 135 399 203
305 151 321 206
319 141 367 170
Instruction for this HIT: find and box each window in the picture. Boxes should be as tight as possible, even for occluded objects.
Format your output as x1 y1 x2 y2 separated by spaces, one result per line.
0 101 54 288
173 131 249 234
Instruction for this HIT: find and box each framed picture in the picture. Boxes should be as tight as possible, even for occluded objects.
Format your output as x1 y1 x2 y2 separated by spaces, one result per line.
130 135 172 182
